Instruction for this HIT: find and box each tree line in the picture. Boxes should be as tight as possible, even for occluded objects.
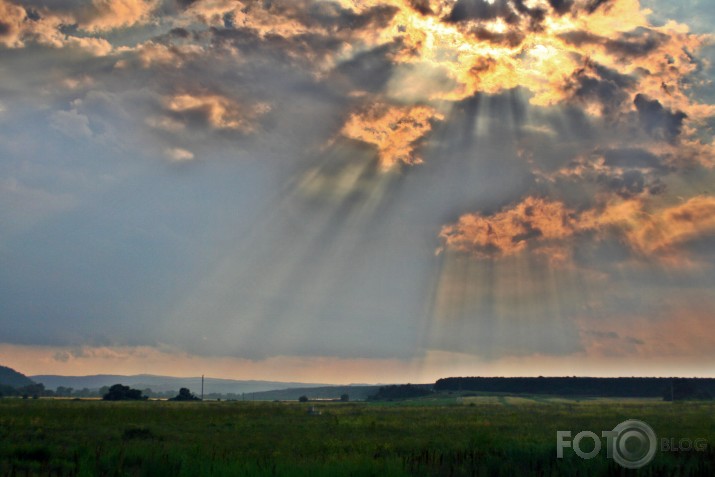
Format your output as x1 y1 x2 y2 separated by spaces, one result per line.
434 377 715 400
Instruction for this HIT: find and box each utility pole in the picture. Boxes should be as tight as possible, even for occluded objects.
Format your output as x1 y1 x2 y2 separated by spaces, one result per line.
201 375 204 401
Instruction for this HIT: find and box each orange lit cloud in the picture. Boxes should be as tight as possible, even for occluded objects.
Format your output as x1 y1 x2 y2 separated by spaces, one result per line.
438 196 580 260
0 0 155 52
133 42 205 69
325 0 713 170
624 196 715 262
77 0 159 32
340 101 444 169
364 0 710 111
0 0 25 47
439 195 715 266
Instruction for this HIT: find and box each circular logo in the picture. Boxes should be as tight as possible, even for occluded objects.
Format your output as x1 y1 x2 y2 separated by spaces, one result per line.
610 420 657 469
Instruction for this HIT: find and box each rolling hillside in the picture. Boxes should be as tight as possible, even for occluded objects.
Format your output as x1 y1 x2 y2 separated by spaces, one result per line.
0 365 35 388
31 374 329 395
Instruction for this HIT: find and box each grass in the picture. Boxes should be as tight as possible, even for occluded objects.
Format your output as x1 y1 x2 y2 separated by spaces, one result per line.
0 397 713 476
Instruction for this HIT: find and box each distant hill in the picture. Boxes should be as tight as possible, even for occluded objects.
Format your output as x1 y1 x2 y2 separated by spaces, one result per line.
0 365 35 388
31 374 329 395
248 385 383 401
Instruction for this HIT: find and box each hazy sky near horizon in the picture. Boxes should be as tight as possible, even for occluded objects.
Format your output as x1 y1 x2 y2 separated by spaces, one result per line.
1 0 715 383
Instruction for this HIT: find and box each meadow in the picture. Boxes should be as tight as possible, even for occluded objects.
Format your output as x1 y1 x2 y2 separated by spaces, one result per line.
1 395 713 476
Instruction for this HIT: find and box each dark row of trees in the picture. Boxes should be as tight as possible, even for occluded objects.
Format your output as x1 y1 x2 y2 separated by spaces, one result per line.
435 377 715 401
664 379 714 401
367 384 433 401
0 381 203 402
0 383 48 399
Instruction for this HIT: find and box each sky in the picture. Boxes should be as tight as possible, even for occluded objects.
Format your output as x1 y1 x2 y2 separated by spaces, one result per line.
1 0 714 384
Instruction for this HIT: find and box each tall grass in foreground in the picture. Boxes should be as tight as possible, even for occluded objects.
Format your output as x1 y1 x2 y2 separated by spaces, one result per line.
1 398 713 476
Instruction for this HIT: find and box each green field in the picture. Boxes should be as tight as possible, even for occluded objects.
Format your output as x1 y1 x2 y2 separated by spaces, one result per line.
1 396 713 476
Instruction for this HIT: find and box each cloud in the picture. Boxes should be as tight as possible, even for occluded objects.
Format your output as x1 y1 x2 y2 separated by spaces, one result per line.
563 60 636 116
188 0 398 42
164 147 194 161
340 101 444 169
0 0 25 47
49 109 93 138
164 93 270 132
634 93 687 142
406 0 434 16
0 0 114 53
438 196 581 261
548 0 574 15
625 196 715 261
134 41 204 68
534 147 670 199
77 0 159 32
439 194 715 267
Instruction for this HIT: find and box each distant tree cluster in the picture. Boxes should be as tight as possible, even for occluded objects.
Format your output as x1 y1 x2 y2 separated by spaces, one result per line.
102 384 147 401
1 383 48 399
169 388 201 401
367 384 432 401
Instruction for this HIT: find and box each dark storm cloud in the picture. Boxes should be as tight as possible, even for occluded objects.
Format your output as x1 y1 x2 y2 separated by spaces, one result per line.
13 0 83 16
565 61 636 115
601 169 665 198
470 25 524 47
512 0 547 29
209 26 346 69
446 0 519 24
168 27 190 38
605 27 668 57
407 0 433 16
558 29 602 47
603 147 667 171
445 0 549 31
560 27 668 58
604 169 646 197
634 93 687 141
308 3 399 32
581 0 612 14
201 2 399 70
174 0 198 9
243 0 398 33
600 148 670 198
330 42 400 93
548 0 574 15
